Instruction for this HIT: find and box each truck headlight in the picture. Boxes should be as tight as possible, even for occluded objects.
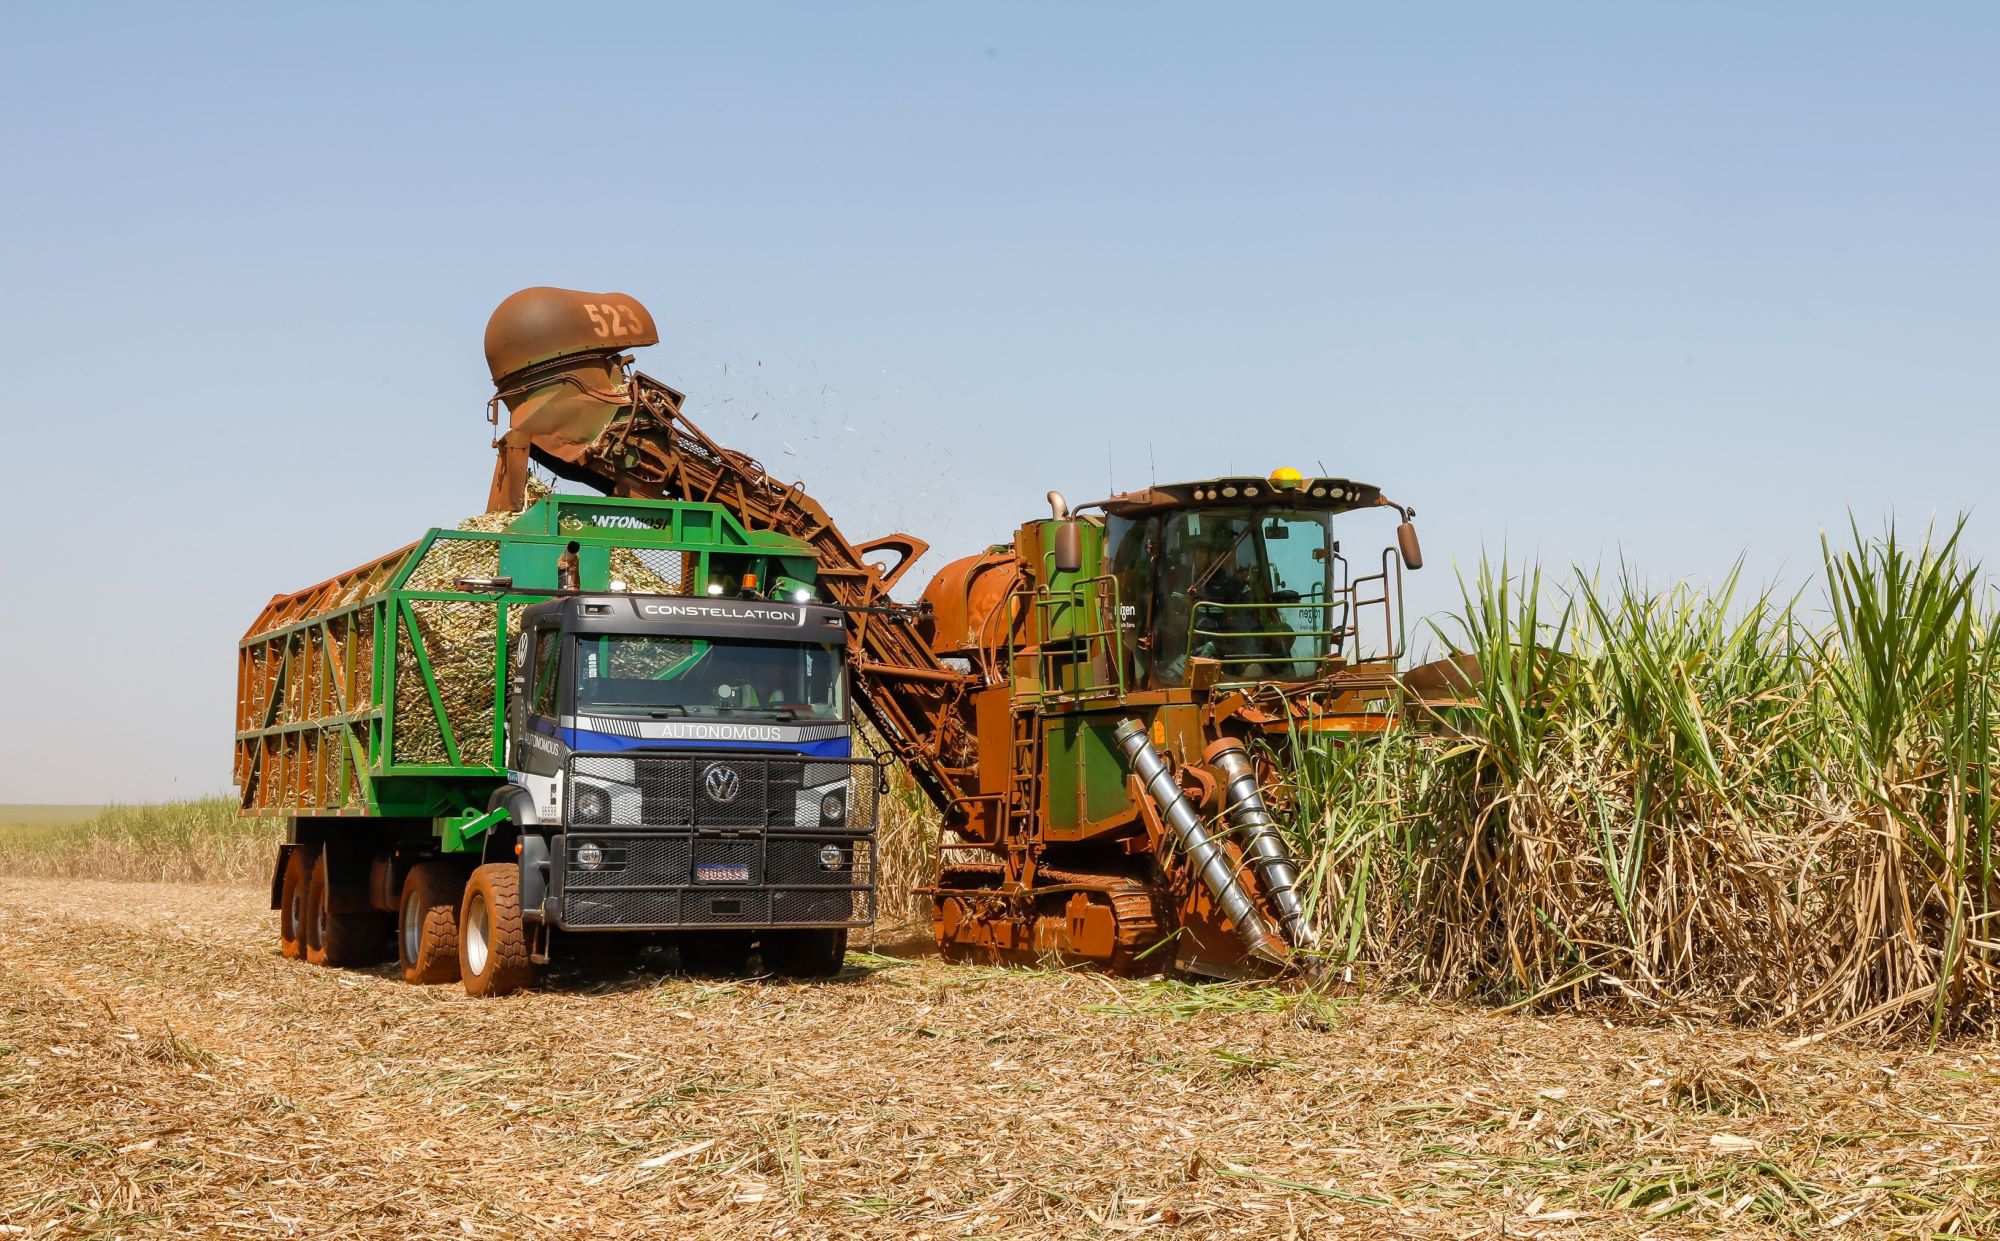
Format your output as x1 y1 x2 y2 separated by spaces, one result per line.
575 841 605 870
819 843 847 870
819 790 846 825
573 785 611 824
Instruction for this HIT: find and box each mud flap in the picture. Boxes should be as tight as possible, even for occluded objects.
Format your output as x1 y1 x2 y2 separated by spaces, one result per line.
519 834 551 924
269 842 303 911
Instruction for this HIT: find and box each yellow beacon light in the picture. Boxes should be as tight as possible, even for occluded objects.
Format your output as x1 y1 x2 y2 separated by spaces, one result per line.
1269 467 1304 491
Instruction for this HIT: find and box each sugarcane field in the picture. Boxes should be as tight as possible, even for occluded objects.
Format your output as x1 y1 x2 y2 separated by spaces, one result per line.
6 8 2000 1240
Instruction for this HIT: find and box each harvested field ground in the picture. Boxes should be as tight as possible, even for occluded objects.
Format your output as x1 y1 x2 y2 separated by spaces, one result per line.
1 880 1995 1239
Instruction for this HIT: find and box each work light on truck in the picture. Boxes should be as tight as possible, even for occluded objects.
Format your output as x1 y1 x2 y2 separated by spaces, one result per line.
819 843 848 870
819 789 846 826
573 785 612 824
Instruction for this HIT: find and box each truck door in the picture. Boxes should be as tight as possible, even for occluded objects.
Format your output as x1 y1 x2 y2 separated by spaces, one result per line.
512 625 566 776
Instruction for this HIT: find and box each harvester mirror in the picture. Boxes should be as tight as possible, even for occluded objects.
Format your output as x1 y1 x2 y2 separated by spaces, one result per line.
1263 521 1290 540
1052 520 1083 574
1397 519 1424 571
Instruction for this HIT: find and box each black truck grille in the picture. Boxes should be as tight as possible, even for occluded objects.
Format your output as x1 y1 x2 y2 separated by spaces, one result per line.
632 761 807 827
557 751 879 930
569 752 879 831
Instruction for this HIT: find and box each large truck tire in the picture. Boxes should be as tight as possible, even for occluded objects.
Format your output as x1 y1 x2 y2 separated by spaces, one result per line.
304 854 391 968
680 930 753 975
279 849 309 960
460 863 534 997
398 862 463 985
764 928 848 978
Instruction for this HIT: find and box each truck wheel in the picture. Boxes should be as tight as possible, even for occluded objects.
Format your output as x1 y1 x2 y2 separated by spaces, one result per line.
460 863 534 997
764 928 848 978
680 930 753 975
305 854 390 968
398 862 462 985
279 849 309 960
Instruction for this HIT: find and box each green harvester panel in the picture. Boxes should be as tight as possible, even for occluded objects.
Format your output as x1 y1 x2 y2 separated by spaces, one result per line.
1016 518 1122 701
1034 519 1106 643
1044 714 1129 831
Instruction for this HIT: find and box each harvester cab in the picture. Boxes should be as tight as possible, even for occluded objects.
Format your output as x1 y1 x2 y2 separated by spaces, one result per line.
1084 473 1422 695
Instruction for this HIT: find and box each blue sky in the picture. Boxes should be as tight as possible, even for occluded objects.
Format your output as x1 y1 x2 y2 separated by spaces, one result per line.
1 5 1994 802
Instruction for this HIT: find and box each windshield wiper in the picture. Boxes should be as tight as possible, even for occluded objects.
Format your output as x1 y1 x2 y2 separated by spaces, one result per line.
584 702 690 717
1191 523 1259 596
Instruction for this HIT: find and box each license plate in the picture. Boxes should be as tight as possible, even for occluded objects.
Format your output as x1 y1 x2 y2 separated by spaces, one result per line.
696 863 750 883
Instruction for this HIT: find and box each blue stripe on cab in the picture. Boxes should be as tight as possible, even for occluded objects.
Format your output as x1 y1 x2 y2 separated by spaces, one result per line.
556 726 853 758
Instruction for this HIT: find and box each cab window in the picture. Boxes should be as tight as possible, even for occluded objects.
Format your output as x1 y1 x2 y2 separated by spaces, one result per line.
530 628 562 716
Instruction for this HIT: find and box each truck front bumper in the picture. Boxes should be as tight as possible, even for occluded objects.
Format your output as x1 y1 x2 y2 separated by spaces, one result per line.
551 827 877 930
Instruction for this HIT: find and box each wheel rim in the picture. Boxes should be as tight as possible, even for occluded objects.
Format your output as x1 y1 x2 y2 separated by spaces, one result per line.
401 887 423 962
465 891 490 975
287 885 304 941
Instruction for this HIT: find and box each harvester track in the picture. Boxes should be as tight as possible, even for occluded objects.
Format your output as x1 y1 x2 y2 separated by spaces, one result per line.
930 859 1165 971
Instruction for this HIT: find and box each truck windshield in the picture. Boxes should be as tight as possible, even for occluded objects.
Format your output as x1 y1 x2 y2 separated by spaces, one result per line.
572 635 845 722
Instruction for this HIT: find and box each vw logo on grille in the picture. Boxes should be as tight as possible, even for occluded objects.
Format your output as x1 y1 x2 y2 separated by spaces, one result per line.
703 763 743 804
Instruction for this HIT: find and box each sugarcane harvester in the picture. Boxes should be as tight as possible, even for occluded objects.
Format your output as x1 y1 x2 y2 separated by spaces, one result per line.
483 287 1427 976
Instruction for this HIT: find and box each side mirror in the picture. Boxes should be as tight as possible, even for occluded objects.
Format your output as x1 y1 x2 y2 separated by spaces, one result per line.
1052 520 1083 575
504 649 528 747
1397 519 1424 571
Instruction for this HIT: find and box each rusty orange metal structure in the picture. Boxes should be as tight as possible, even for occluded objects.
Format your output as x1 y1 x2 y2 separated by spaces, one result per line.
480 287 1431 975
